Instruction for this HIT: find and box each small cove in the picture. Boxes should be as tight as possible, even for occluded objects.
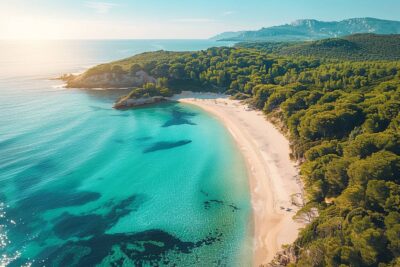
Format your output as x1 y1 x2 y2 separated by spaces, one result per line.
0 40 252 266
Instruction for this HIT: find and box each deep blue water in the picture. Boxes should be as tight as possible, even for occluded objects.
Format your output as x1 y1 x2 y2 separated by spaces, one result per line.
0 40 252 266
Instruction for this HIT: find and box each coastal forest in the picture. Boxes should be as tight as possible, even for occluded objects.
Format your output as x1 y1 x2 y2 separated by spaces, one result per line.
70 34 400 267
237 33 400 61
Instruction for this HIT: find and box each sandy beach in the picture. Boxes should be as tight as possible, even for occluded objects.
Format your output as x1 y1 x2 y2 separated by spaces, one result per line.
171 92 304 266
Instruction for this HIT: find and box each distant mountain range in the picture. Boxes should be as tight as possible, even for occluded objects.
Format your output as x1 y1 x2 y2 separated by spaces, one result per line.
210 18 400 42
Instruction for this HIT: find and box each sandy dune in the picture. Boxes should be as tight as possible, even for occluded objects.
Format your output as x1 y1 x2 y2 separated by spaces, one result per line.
171 92 304 266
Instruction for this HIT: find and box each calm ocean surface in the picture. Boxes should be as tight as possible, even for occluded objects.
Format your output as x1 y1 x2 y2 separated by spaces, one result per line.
0 40 252 266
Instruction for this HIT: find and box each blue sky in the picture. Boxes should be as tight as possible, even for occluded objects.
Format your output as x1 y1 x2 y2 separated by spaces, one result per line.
1 0 400 39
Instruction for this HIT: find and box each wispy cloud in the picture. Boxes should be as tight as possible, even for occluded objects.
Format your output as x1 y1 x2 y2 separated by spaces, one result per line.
172 18 215 23
223 11 236 16
85 2 117 14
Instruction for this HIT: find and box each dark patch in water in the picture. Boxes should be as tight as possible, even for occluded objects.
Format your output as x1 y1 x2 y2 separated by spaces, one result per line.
54 214 104 239
39 229 223 267
53 195 143 239
204 199 240 212
162 108 197 127
201 190 240 212
204 199 223 210
200 190 210 197
143 140 192 153
14 159 56 191
17 190 101 213
135 136 152 141
6 190 101 237
228 204 240 212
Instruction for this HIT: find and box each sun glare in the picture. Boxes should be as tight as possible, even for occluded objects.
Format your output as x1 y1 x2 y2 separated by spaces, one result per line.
0 16 64 39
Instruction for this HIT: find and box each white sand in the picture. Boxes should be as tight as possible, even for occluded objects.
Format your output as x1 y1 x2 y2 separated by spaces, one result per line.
171 92 304 266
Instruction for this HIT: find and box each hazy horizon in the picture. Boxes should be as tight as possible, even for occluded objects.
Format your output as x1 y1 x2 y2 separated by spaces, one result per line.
1 0 400 40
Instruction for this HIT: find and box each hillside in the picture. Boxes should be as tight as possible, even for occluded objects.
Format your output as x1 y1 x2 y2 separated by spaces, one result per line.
65 44 400 266
211 17 400 42
209 31 246 41
238 34 400 61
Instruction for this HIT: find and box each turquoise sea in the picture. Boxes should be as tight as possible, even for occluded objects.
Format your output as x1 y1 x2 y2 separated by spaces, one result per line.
0 40 252 266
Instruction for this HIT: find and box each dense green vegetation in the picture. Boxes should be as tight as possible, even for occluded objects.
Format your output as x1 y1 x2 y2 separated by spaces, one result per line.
123 79 173 99
80 40 400 266
238 34 400 61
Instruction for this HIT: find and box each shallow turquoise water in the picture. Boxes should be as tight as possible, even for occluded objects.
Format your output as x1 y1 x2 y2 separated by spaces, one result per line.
0 40 251 266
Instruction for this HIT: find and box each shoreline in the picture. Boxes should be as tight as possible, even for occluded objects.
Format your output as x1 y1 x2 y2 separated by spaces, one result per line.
172 92 303 266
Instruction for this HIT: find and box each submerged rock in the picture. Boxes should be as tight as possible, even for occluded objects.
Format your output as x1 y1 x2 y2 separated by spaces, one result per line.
143 140 192 153
38 229 223 267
